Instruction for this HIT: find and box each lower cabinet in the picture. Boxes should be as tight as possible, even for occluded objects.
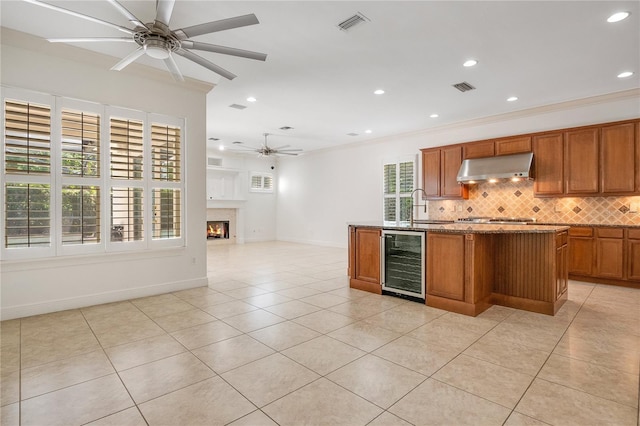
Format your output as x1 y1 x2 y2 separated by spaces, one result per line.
568 226 639 286
348 226 381 293
594 228 624 279
426 233 465 301
627 229 640 281
556 231 568 300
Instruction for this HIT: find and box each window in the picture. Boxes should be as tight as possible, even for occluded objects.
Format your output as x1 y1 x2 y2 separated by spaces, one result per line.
1 88 185 259
249 172 274 193
383 157 415 224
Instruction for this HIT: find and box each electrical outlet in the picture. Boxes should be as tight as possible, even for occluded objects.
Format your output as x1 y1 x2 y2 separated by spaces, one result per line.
457 205 463 212
630 202 638 213
554 203 562 213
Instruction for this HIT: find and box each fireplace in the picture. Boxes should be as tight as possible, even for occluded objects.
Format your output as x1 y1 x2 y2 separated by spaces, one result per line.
207 221 229 239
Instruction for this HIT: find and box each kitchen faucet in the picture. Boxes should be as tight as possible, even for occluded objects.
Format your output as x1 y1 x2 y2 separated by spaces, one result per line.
410 188 428 227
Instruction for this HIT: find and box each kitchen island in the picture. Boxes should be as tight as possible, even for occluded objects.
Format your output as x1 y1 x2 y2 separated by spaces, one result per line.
348 222 570 316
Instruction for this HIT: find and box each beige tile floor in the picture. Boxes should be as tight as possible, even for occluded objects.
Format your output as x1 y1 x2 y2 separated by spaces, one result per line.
1 241 639 425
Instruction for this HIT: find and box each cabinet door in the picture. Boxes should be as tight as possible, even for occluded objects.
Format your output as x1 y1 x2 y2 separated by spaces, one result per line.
463 141 495 159
568 236 594 276
354 228 381 284
533 133 564 196
600 123 636 194
495 136 532 156
565 128 599 194
440 146 468 199
421 149 441 198
627 238 640 281
427 233 465 300
595 237 624 279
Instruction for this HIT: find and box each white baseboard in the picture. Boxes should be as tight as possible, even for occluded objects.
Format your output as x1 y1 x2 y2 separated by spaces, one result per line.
0 277 208 320
276 236 346 249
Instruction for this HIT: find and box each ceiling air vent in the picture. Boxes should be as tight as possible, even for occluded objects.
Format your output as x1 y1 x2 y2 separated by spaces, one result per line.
347 132 359 136
338 12 369 31
279 126 294 130
452 81 476 92
229 104 247 110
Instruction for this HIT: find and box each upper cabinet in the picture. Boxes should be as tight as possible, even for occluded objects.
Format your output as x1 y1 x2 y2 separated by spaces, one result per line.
421 146 469 200
495 136 532 156
565 128 600 195
600 122 636 194
533 133 564 196
461 136 531 160
532 119 639 197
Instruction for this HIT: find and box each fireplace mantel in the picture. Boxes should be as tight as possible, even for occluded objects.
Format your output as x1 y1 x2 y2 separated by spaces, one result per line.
207 199 246 209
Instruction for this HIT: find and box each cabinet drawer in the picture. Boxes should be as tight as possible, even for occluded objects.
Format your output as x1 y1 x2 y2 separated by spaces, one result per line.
596 228 623 239
556 231 568 248
569 227 593 237
628 228 640 240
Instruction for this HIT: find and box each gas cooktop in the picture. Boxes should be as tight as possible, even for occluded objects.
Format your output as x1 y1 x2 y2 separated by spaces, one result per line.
456 216 536 225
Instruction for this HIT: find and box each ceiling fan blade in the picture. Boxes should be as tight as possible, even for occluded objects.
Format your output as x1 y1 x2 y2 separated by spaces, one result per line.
155 0 175 26
163 55 184 82
181 41 267 61
278 149 303 152
111 47 145 71
174 14 259 39
48 37 135 43
176 49 236 80
23 0 134 35
107 0 148 29
271 145 290 150
274 152 299 156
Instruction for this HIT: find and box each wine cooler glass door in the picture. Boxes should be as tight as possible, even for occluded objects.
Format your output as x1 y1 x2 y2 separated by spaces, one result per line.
382 231 425 299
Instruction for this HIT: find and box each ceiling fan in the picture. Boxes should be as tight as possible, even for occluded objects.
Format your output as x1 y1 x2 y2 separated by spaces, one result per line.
227 133 303 157
24 0 267 81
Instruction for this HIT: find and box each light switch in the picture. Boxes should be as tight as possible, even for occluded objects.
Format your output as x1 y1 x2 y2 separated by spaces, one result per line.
554 203 562 213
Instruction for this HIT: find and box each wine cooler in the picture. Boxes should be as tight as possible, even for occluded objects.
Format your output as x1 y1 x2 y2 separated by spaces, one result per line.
381 230 425 300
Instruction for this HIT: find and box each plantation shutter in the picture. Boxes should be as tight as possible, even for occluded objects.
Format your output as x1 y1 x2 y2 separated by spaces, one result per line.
110 118 143 179
151 123 181 181
4 100 51 174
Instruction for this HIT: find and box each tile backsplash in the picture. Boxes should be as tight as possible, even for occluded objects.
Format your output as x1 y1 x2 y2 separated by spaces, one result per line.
426 180 640 225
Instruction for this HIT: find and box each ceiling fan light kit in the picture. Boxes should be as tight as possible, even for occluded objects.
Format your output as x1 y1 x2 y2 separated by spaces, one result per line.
26 0 267 82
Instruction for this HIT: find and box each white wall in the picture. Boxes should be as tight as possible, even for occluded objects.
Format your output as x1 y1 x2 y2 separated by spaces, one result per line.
205 150 278 242
0 29 212 319
276 90 640 248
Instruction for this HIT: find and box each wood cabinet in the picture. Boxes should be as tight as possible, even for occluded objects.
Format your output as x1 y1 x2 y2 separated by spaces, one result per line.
348 226 381 293
627 229 640 281
568 227 594 276
594 228 624 279
421 147 468 200
556 231 568 300
533 133 564 196
568 226 639 287
427 233 465 300
600 123 636 194
463 141 495 159
495 136 532 156
565 128 600 194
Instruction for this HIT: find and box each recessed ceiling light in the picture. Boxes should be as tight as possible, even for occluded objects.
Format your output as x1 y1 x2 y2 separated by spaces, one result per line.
607 12 630 23
618 71 634 78
507 96 518 102
365 129 372 134
218 145 225 151
374 89 385 95
463 59 478 67
430 113 439 118
246 96 257 102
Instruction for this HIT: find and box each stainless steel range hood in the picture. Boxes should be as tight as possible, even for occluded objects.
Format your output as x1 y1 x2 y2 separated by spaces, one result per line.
457 152 534 184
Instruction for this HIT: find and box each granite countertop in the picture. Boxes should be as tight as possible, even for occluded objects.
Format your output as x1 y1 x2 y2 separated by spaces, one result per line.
349 221 569 234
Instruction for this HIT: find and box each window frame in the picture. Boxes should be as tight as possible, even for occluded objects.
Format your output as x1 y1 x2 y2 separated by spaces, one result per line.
1 87 185 260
